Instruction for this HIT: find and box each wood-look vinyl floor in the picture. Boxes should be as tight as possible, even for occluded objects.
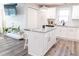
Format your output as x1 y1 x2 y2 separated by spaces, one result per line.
0 36 28 56
46 39 79 56
0 35 79 56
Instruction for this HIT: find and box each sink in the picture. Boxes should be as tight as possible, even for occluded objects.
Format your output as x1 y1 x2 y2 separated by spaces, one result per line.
45 25 54 27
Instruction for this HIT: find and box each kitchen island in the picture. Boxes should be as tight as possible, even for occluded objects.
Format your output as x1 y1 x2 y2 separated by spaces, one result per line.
24 27 56 56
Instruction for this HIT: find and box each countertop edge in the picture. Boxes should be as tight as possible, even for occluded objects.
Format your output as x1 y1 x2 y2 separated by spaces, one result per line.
56 25 79 28
24 27 56 33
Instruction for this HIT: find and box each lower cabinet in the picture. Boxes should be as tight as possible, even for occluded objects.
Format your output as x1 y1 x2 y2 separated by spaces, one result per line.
66 28 76 40
47 30 56 51
28 32 46 56
27 30 56 56
56 27 67 38
75 28 79 40
43 30 56 55
56 26 79 41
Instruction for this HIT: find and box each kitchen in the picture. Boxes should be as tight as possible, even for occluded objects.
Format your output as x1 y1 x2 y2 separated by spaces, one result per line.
24 3 79 56
1 3 79 56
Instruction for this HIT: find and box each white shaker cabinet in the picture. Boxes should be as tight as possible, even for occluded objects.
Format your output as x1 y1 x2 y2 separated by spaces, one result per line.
76 28 79 40
27 31 46 56
56 27 67 38
66 28 76 40
56 26 77 41
46 30 56 52
25 28 56 56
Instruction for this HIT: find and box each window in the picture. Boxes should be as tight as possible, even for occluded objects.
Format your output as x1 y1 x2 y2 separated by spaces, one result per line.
57 7 70 22
58 9 69 22
72 5 79 19
4 3 17 16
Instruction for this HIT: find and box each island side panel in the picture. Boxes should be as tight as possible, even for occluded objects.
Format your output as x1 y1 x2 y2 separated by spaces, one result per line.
27 31 47 56
26 29 56 56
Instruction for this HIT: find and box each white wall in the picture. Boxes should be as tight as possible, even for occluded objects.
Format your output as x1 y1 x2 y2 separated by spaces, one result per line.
4 3 39 30
45 8 56 19
0 4 4 33
4 3 27 30
27 7 38 29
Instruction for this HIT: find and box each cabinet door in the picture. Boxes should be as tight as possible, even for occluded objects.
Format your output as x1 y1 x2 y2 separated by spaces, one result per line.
72 28 77 40
47 30 56 51
56 27 66 38
56 27 78 40
76 28 79 40
28 32 46 56
42 30 56 55
43 32 49 55
47 32 51 50
55 27 62 37
50 30 56 44
60 27 66 38
65 28 76 40
55 27 60 37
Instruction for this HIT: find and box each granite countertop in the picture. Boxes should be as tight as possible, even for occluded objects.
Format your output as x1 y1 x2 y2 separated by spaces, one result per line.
24 27 56 33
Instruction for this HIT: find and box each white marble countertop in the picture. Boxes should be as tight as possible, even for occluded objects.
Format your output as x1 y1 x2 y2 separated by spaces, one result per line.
24 27 56 33
56 25 79 28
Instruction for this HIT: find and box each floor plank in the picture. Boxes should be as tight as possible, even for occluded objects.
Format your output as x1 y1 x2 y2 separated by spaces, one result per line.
46 39 79 56
0 35 28 56
0 35 79 56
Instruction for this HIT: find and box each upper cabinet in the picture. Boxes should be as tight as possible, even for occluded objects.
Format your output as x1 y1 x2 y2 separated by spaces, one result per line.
72 5 79 19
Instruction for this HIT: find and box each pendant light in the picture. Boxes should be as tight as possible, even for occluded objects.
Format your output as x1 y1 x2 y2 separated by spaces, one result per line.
40 5 48 12
41 5 47 9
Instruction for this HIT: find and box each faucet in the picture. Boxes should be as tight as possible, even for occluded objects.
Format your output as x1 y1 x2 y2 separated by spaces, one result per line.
61 20 65 26
42 25 45 29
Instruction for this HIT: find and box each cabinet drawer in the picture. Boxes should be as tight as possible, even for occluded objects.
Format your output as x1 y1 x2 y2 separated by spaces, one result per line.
66 28 76 39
